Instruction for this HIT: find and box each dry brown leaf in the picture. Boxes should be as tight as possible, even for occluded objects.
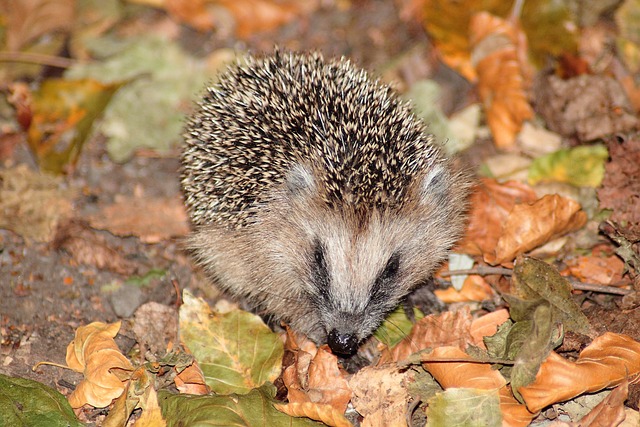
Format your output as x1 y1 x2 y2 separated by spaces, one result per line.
469 309 511 349
275 402 353 427
421 347 535 427
434 274 495 303
457 178 537 257
566 254 625 286
89 195 189 243
0 0 74 51
135 383 167 427
519 333 640 413
163 0 318 38
572 379 628 427
485 194 587 265
66 321 134 408
174 361 209 395
0 164 74 242
283 332 351 414
53 218 138 275
378 308 474 364
349 365 410 427
470 11 534 148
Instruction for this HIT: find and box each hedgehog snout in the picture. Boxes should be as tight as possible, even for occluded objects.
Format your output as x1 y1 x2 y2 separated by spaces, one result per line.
327 328 359 355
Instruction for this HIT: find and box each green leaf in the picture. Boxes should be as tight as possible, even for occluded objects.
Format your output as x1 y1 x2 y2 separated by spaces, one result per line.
425 388 502 427
179 291 284 395
0 374 83 427
65 35 212 162
528 144 609 187
158 385 322 427
374 306 424 348
511 257 592 335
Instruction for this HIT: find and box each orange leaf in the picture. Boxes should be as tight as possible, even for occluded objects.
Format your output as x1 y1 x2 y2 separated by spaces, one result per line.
275 402 353 427
519 333 640 413
470 11 534 148
469 309 511 349
283 332 351 414
164 0 318 38
422 347 535 427
65 321 134 408
457 178 537 257
378 308 474 364
485 194 587 265
566 254 625 286
174 361 209 395
434 274 495 303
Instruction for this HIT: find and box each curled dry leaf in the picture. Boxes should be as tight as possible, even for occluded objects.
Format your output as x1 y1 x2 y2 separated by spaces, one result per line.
485 194 587 266
457 178 537 257
174 361 209 395
0 0 74 51
519 333 640 413
469 11 534 149
421 346 535 427
65 321 134 408
378 308 475 364
283 330 351 414
566 254 625 286
275 402 353 427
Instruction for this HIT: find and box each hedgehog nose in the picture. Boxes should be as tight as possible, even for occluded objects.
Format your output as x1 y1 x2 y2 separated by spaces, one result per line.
327 329 359 355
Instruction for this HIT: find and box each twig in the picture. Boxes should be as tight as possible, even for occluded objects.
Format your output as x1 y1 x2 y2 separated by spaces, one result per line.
0 51 77 69
441 266 513 277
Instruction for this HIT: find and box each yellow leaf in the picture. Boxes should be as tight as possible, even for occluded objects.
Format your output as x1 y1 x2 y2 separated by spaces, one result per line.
65 321 134 408
275 402 353 427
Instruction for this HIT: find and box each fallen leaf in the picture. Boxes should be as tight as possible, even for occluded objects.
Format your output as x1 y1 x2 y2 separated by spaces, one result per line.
420 346 535 427
349 365 410 427
27 78 122 174
470 10 534 148
528 145 609 188
374 306 424 348
469 309 511 349
378 308 475 364
425 388 502 427
275 402 353 427
179 291 283 395
283 341 352 414
53 218 138 275
132 380 167 427
0 164 74 242
519 332 640 413
485 194 588 265
158 385 320 426
0 374 83 427
174 361 209 395
457 178 537 257
566 254 626 286
160 0 319 38
65 321 134 408
572 379 628 427
434 274 495 303
89 195 189 243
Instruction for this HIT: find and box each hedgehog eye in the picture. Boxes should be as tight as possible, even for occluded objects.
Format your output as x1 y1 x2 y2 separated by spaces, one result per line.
310 240 330 299
379 253 400 283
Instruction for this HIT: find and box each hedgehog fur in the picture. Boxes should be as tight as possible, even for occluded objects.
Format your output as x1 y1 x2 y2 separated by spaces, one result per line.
181 50 469 355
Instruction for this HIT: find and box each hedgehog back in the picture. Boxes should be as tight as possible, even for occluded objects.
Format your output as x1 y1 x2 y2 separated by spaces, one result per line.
181 51 440 228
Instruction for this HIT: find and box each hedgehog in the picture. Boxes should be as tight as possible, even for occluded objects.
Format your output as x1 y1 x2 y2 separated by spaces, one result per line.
181 50 469 355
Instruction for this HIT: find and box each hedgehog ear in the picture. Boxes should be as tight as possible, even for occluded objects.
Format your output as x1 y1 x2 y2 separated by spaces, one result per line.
418 163 449 204
285 163 316 197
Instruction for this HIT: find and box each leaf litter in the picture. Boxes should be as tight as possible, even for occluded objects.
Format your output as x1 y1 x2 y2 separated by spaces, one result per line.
2 0 640 426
